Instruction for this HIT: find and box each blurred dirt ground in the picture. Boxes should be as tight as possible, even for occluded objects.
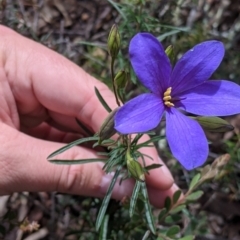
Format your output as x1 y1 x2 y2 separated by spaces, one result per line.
1 0 240 239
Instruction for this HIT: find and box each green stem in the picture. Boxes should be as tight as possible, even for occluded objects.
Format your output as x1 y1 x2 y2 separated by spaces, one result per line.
111 59 120 106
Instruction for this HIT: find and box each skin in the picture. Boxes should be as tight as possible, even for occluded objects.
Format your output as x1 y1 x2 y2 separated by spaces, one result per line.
0 25 178 207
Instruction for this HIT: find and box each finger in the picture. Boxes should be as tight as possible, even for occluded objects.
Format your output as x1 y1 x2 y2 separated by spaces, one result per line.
22 122 85 143
148 184 180 208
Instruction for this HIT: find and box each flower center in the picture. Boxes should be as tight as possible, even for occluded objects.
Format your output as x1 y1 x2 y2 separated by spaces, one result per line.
163 87 174 107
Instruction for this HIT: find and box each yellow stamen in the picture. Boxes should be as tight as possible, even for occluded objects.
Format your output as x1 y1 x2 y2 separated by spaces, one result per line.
163 87 174 107
164 87 172 97
163 95 171 101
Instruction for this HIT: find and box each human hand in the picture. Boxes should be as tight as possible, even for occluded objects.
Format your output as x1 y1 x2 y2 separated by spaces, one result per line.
0 25 177 207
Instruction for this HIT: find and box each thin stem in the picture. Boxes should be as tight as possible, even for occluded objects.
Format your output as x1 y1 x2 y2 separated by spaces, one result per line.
111 59 121 106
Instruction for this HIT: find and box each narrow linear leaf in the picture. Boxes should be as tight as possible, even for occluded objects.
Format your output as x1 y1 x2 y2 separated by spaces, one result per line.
164 196 172 211
107 0 127 20
185 190 204 201
75 40 107 49
94 139 116 148
189 173 201 190
158 29 182 41
135 136 164 149
49 158 106 165
97 152 109 156
137 152 153 162
103 151 125 173
141 182 156 235
48 136 99 159
75 118 94 136
144 164 162 172
129 181 141 218
173 190 182 204
95 87 112 113
142 230 151 240
132 134 143 145
166 225 180 237
99 214 109 240
96 166 122 231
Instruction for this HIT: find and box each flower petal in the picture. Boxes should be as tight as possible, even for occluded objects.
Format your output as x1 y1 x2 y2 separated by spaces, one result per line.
176 80 240 116
166 108 208 170
114 93 164 134
129 33 171 95
171 41 224 95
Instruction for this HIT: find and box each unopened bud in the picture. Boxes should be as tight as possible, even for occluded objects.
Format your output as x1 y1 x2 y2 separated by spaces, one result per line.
99 108 119 142
126 150 145 182
165 45 174 63
107 24 120 59
114 70 127 89
195 116 233 133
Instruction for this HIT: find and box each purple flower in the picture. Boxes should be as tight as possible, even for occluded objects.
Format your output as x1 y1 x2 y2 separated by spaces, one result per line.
114 33 240 170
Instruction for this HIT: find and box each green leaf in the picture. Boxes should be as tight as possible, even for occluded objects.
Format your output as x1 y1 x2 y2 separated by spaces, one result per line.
158 208 167 222
144 164 162 172
47 136 99 159
94 87 112 113
135 136 164 149
185 190 204 201
75 118 94 136
173 190 182 204
99 214 109 240
170 204 186 214
141 182 156 235
49 158 106 165
189 173 201 190
164 214 182 224
179 235 195 240
164 196 171 211
107 0 127 21
131 134 143 146
142 230 151 240
129 181 141 218
96 166 122 231
166 225 180 237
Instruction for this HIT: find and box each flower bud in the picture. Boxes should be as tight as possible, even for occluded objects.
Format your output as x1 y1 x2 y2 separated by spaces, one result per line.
195 116 233 132
107 24 120 59
126 150 145 182
98 108 119 142
165 45 174 63
114 70 127 89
